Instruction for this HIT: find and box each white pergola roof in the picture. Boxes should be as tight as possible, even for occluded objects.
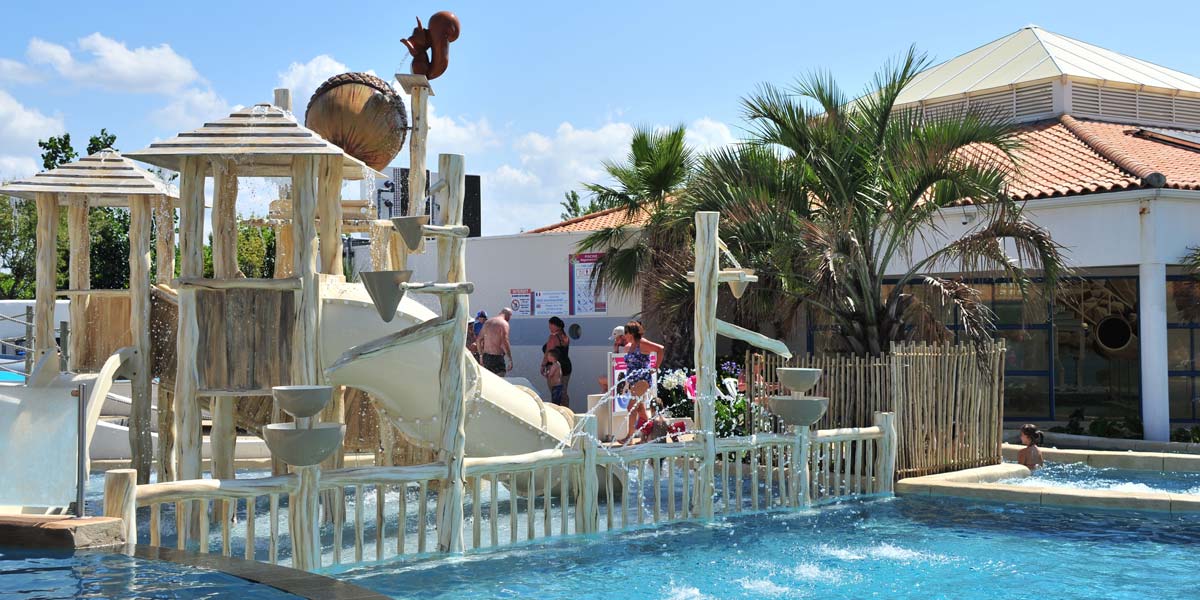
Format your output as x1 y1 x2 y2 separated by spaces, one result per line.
897 26 1200 105
0 150 177 206
126 104 388 181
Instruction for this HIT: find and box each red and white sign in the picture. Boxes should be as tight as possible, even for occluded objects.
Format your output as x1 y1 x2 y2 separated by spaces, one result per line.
509 289 532 316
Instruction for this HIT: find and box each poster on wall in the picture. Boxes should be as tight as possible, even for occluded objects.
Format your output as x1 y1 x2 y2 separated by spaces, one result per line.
569 252 608 315
534 291 569 316
509 289 533 316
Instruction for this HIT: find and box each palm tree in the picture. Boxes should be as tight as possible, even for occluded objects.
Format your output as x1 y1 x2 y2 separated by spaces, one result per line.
577 125 697 364
584 48 1068 360
731 48 1066 356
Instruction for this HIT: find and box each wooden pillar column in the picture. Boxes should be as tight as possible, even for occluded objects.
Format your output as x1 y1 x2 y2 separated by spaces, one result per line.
174 156 206 540
33 192 58 360
66 196 89 371
317 157 343 276
209 160 239 488
152 194 176 482
692 211 720 519
270 182 293 478
434 153 468 553
290 155 320 386
128 197 153 484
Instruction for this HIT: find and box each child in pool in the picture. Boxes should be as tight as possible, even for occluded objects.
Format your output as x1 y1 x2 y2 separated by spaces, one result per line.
1017 423 1044 471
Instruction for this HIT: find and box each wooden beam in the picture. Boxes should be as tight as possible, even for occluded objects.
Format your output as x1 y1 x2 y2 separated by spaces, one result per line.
290 155 320 385
34 192 58 359
435 154 468 553
209 159 239 500
317 155 343 276
153 194 175 483
715 319 792 359
176 277 302 291
692 211 720 519
55 289 131 297
129 196 153 484
174 156 206 542
67 196 89 372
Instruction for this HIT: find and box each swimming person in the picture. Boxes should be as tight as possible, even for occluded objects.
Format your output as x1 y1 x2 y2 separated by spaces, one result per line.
618 321 657 445
541 347 565 406
1017 423 1044 471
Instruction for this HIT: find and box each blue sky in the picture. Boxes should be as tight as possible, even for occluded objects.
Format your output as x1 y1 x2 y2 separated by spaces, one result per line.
2 0 1199 234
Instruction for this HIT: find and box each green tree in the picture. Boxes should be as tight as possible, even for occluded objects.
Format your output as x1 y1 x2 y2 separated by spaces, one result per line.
576 125 696 364
86 128 117 155
0 197 42 298
559 189 618 221
37 134 77 170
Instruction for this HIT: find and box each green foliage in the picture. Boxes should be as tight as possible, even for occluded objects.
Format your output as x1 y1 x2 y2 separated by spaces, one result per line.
0 198 41 299
86 129 117 155
1048 408 1086 435
1172 426 1200 443
559 189 618 221
38 133 77 170
1086 415 1143 439
203 220 277 278
89 208 130 289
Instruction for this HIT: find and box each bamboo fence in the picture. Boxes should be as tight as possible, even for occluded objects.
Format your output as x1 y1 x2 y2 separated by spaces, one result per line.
746 340 1005 478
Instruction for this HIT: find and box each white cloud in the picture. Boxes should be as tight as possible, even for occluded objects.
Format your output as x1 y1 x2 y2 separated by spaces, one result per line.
0 89 64 178
278 55 348 116
152 87 233 130
0 58 41 84
686 117 738 152
425 102 499 158
27 33 200 94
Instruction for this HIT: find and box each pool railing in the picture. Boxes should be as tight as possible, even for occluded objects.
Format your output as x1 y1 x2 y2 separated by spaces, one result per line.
104 411 897 571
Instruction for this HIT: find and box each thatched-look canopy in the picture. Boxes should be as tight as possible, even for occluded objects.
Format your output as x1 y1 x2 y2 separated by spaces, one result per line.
0 149 178 205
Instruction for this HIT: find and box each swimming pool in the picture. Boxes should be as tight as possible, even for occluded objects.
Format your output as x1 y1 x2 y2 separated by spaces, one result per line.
1003 461 1200 495
333 496 1200 599
0 548 301 599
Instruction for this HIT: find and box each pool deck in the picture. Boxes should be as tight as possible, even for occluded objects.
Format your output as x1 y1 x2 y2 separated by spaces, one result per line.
896 455 1200 514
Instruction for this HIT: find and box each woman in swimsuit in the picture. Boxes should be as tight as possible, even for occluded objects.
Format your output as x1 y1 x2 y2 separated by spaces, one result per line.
618 321 657 444
542 316 572 408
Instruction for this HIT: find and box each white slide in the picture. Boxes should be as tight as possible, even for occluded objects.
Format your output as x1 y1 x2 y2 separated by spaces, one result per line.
321 280 573 458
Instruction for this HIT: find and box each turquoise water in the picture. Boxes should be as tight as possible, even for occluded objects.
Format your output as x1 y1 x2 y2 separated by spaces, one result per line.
0 549 300 599
1004 461 1200 495
0 370 26 383
336 496 1200 599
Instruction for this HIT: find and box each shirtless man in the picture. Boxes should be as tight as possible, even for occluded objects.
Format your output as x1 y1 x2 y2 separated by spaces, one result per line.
477 307 513 376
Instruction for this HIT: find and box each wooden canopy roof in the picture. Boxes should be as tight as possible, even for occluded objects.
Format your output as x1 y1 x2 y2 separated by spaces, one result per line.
126 104 388 181
0 150 177 206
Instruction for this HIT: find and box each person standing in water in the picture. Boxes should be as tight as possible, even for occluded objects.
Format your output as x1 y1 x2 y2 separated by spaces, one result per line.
1017 423 1044 471
618 321 659 444
477 308 513 376
543 316 572 408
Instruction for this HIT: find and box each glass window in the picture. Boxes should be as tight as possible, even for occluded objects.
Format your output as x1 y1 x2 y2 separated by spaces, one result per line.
1167 280 1200 324
1169 329 1193 372
998 329 1049 372
1169 376 1197 421
1005 375 1051 418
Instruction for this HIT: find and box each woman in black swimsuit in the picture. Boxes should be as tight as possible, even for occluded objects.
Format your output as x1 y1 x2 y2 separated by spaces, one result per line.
543 316 572 408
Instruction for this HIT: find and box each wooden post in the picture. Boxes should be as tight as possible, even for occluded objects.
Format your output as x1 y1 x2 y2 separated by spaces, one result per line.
290 156 320 385
692 212 719 519
317 156 343 276
875 411 897 492
33 192 58 360
153 194 176 483
66 196 89 372
407 84 430 219
128 198 153 484
174 156 206 541
270 182 292 478
434 154 468 553
574 414 599 534
289 465 320 571
795 426 811 507
103 468 138 544
369 221 397 467
209 160 239 492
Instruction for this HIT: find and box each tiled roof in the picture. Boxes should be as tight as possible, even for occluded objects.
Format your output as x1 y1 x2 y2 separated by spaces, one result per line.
526 205 652 234
527 115 1200 232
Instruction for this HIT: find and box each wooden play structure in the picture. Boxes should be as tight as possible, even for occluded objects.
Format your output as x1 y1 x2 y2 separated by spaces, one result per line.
0 151 178 484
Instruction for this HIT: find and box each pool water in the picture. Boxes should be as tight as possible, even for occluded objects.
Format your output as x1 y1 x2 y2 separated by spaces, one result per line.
334 496 1200 599
0 548 301 599
1003 461 1200 495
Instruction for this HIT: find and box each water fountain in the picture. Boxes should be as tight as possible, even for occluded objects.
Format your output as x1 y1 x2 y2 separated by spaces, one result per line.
767 368 828 427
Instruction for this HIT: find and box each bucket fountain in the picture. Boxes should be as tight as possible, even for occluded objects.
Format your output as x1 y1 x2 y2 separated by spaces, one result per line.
767 368 828 427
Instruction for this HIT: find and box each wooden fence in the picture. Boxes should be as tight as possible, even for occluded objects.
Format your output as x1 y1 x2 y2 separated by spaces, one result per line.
747 341 1005 478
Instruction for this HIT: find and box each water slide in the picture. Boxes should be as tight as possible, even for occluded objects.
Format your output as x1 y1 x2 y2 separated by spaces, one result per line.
321 280 575 458
0 349 132 511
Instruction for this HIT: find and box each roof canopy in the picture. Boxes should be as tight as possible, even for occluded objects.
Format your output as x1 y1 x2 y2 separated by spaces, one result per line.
897 26 1200 106
126 104 387 180
0 150 177 205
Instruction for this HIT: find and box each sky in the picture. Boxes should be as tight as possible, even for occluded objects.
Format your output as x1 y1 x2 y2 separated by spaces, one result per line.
2 0 1200 235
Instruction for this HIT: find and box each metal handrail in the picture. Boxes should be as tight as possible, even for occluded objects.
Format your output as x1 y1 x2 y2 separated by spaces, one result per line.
0 311 33 326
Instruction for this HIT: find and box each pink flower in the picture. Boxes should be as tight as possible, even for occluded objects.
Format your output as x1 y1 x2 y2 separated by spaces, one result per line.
684 374 697 400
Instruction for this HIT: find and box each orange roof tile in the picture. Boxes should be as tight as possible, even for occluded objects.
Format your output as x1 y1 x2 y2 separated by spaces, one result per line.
527 115 1200 232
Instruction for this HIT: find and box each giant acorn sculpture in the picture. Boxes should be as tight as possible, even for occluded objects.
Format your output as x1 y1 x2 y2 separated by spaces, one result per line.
305 72 408 173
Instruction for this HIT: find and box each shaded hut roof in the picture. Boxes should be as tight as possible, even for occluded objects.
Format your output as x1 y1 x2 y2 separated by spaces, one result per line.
125 104 388 180
0 150 177 205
